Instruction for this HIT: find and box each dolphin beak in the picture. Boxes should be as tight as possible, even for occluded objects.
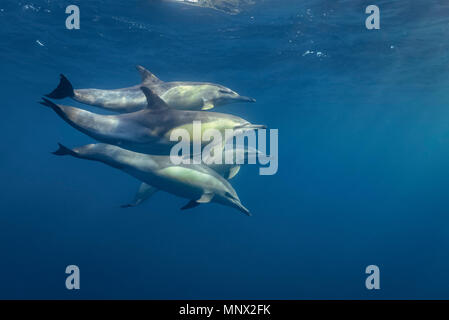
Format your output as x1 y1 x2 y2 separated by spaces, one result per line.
239 96 256 103
232 199 251 216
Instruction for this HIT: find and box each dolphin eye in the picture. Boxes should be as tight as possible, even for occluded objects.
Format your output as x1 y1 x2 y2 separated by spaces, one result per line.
219 89 231 94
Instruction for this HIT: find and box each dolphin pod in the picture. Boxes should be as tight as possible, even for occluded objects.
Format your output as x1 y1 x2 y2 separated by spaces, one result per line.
44 66 264 215
46 66 255 113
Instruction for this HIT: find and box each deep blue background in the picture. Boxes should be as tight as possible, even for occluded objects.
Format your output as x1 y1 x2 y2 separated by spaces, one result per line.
1 0 449 299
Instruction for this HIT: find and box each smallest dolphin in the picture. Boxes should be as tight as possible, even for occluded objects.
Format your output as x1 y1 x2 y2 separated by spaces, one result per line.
46 66 256 113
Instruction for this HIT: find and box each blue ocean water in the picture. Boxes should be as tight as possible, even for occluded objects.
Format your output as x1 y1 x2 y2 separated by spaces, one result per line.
2 0 449 299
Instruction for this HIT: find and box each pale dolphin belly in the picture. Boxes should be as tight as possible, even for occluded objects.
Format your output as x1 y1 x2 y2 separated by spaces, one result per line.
121 152 227 200
123 164 223 201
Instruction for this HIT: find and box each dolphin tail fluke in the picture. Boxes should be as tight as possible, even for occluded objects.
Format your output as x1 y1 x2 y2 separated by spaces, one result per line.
136 65 163 85
52 143 77 157
45 74 74 99
39 97 66 119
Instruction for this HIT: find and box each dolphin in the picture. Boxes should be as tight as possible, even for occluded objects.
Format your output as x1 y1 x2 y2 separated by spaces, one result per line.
41 86 265 155
52 143 251 216
45 66 256 113
123 146 261 208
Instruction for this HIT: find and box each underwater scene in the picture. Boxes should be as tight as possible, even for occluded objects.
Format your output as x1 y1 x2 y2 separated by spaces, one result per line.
2 0 449 299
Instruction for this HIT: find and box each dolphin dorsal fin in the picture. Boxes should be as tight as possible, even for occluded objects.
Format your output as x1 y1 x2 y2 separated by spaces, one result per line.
197 192 214 203
136 65 163 85
140 86 169 111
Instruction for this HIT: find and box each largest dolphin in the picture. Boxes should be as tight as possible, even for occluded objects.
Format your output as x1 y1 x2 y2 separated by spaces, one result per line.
41 86 265 155
53 143 251 215
46 66 255 113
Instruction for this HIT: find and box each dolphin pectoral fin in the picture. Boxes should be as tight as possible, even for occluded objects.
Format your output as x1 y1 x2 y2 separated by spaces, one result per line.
136 65 163 85
197 192 214 203
52 143 77 157
226 166 241 180
181 200 201 210
180 192 214 210
121 183 158 208
201 99 214 110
